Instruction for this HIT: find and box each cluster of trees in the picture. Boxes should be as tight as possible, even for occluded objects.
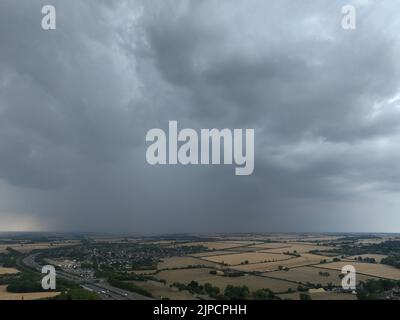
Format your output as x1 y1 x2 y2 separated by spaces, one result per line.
299 293 312 300
209 270 244 277
381 255 400 269
173 281 221 298
6 271 43 293
225 285 276 300
284 251 300 257
357 279 400 300
54 288 101 300
354 256 376 263
96 270 164 284
0 249 22 268
107 277 153 298
173 281 277 300
328 240 400 257
3 269 97 300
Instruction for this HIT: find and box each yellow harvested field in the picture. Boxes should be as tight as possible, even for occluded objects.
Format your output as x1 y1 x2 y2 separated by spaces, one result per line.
317 261 400 280
129 280 198 300
177 241 256 250
267 266 377 286
0 267 19 275
345 254 388 263
0 285 60 300
278 291 357 300
156 268 296 293
157 256 219 270
0 241 80 253
232 254 331 272
246 242 291 250
191 250 242 257
257 243 334 254
201 252 289 266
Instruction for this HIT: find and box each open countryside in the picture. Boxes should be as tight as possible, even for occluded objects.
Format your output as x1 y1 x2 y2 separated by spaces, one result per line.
0 232 400 300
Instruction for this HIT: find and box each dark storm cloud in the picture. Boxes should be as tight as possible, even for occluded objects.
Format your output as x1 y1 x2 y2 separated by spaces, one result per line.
1 0 400 232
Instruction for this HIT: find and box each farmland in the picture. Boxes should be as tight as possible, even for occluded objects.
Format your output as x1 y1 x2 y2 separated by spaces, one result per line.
157 256 219 270
128 280 198 300
231 253 333 272
316 261 400 280
1 232 399 300
201 252 289 266
0 267 19 275
267 266 377 286
278 291 358 300
0 241 80 254
156 268 297 293
0 285 60 300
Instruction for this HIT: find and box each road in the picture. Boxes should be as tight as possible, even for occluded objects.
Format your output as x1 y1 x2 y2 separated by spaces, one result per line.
21 253 152 300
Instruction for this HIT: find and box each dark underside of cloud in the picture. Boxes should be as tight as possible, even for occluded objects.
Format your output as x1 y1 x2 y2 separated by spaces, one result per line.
0 0 400 233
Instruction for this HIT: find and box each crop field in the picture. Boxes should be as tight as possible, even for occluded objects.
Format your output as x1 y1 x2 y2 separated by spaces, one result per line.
201 252 289 265
244 242 291 250
232 253 332 272
266 266 377 286
0 241 80 253
176 241 259 250
0 285 60 300
157 256 219 270
191 250 242 257
129 280 198 300
278 291 358 300
0 267 19 275
317 261 400 280
255 243 334 254
345 254 388 263
156 268 297 293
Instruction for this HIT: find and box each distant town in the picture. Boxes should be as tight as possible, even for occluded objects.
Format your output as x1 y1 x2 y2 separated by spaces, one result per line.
0 232 399 300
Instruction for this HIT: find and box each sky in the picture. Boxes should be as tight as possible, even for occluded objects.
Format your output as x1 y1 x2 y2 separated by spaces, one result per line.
1 0 400 233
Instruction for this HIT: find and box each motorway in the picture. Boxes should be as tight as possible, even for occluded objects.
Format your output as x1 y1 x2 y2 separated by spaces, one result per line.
21 253 152 300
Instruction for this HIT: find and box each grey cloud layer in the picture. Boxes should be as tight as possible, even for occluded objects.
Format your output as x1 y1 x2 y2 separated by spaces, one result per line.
0 0 400 232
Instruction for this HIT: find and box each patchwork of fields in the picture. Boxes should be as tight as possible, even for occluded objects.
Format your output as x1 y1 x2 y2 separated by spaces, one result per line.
146 236 400 299
0 241 80 254
1 234 399 300
201 252 289 266
266 266 378 286
316 261 400 280
156 268 297 293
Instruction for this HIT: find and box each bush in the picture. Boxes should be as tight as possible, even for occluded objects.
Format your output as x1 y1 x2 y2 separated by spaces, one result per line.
224 285 249 300
252 288 275 300
55 288 100 300
300 293 312 300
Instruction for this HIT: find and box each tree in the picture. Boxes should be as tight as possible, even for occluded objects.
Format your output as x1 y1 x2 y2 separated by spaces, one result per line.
252 288 275 300
299 293 312 300
224 285 249 300
204 283 220 297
